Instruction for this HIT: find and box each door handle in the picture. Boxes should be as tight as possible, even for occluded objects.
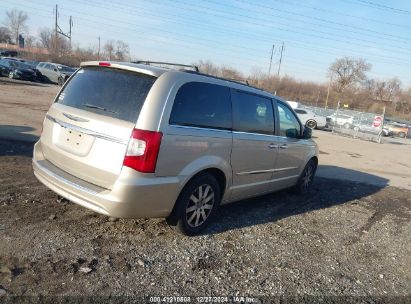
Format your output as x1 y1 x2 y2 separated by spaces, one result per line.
280 144 288 149
268 143 278 149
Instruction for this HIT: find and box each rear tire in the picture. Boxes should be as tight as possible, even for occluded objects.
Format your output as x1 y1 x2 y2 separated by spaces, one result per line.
169 173 221 236
295 159 317 195
398 132 406 138
343 123 350 129
8 71 14 79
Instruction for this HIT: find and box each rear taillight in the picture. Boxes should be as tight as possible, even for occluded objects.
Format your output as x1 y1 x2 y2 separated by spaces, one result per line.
123 129 163 173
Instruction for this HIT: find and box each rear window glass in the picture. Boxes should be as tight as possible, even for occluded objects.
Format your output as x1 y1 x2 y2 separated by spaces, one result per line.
57 67 156 123
169 82 232 130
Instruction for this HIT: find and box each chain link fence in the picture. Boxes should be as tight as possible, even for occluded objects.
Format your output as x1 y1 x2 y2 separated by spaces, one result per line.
299 103 386 143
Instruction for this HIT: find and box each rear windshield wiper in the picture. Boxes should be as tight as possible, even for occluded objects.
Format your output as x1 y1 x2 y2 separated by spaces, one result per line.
83 103 118 115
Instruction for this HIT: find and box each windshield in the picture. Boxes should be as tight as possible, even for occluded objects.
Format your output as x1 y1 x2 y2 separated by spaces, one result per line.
56 67 156 122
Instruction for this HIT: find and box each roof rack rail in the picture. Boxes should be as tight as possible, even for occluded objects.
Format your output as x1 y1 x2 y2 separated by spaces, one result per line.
132 61 199 72
184 70 259 89
226 78 250 86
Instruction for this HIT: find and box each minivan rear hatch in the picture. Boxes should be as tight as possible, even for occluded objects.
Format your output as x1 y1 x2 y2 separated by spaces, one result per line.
41 66 157 189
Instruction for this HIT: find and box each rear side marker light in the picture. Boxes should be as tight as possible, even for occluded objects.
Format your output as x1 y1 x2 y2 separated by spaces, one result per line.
123 129 163 173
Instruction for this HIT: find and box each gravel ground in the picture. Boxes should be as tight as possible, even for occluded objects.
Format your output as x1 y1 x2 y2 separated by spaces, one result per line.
0 140 410 303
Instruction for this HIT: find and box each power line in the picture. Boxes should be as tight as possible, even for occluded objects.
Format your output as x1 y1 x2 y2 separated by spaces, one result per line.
1 1 410 83
348 0 411 15
254 0 411 30
6 0 411 67
230 0 411 41
62 0 411 56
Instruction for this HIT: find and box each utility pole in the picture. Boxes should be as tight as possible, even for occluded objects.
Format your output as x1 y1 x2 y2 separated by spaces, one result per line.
69 16 73 48
98 36 101 59
268 44 274 75
315 90 321 107
277 42 284 78
54 4 58 54
54 5 73 54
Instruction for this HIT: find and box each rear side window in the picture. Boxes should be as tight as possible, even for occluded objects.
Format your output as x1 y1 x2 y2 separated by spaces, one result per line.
57 67 156 123
232 90 274 135
169 82 232 130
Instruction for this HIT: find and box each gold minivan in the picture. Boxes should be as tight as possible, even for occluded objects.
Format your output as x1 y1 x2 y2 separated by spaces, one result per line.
33 61 318 235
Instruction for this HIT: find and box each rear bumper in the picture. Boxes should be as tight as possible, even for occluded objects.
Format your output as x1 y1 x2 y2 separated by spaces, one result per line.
32 141 182 218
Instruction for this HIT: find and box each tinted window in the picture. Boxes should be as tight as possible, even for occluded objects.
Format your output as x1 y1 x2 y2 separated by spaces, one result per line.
232 90 274 135
169 82 231 130
278 103 301 138
57 67 156 123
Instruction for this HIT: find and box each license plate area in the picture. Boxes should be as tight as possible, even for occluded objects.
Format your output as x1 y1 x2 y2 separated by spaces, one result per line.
56 126 95 156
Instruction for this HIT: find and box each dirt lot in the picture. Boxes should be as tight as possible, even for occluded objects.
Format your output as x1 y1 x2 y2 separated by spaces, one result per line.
0 78 59 142
0 140 410 302
0 78 410 302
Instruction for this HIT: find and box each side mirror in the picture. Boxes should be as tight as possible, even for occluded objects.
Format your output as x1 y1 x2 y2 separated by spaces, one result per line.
302 127 312 139
285 128 299 138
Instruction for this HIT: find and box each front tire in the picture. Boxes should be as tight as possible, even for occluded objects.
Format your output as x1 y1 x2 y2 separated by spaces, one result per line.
8 71 14 79
305 119 317 129
171 173 221 235
398 132 406 138
295 159 317 194
57 77 64 86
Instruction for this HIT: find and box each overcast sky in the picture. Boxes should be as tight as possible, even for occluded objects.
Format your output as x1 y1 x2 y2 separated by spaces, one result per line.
1 0 411 87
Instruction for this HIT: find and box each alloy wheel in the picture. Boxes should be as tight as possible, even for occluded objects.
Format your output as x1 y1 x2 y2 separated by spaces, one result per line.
185 184 215 228
302 163 314 189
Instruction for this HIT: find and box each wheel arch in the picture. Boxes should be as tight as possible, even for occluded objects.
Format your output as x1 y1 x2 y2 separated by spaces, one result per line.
166 167 227 226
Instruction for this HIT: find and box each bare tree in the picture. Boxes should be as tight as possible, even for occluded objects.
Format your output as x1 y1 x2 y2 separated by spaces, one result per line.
374 78 401 104
328 57 371 94
220 65 243 80
38 28 53 50
103 40 115 60
0 26 12 43
197 60 220 76
38 28 70 56
3 9 28 45
115 40 130 61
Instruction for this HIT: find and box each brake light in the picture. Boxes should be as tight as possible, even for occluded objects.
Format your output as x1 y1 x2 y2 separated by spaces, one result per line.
123 129 163 173
99 61 111 67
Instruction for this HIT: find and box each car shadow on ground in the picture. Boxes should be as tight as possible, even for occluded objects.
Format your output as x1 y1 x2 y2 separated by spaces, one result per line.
205 167 388 235
0 127 38 156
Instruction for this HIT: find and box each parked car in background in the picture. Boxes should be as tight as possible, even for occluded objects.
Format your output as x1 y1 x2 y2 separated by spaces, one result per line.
294 108 326 129
36 62 77 85
0 58 39 81
382 123 409 138
33 61 318 235
326 113 354 129
0 49 18 57
353 124 382 135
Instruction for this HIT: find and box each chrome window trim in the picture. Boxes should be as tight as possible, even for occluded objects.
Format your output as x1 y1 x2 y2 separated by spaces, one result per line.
169 124 232 133
236 166 298 176
46 114 128 145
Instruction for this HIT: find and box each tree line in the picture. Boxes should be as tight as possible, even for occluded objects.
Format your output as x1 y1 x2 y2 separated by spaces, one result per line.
1 9 410 120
